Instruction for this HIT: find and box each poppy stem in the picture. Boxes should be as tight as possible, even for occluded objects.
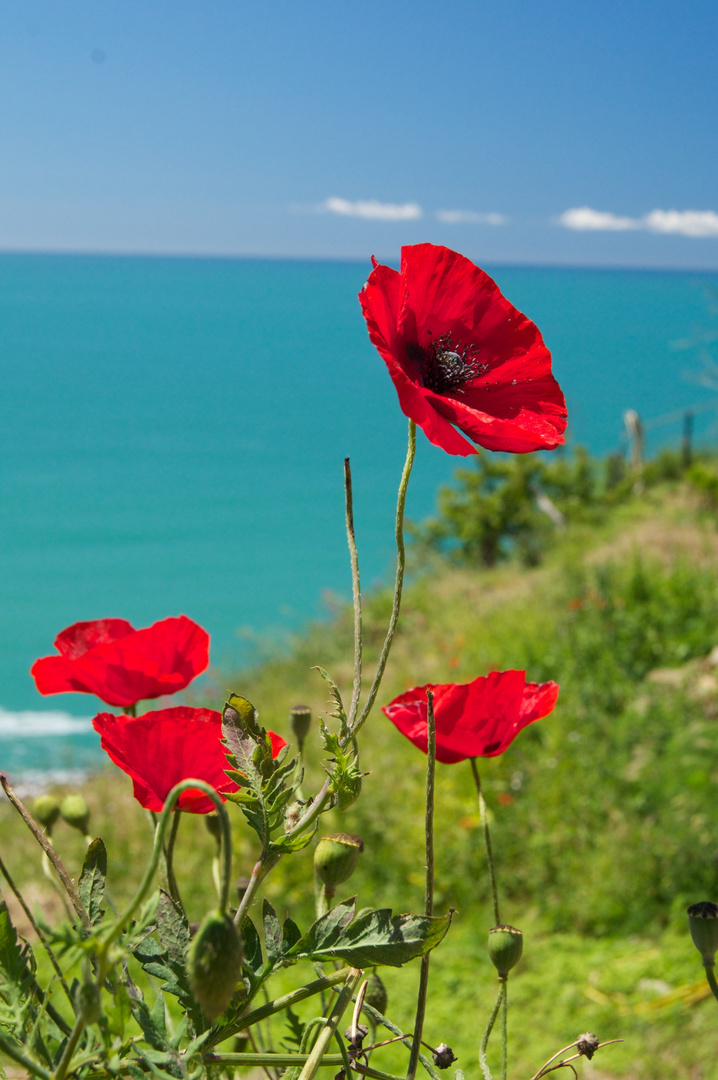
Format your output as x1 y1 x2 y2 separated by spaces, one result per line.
500 976 508 1080
350 420 416 742
107 779 232 948
407 691 435 1080
344 457 363 729
163 809 183 909
478 978 504 1080
469 759 501 926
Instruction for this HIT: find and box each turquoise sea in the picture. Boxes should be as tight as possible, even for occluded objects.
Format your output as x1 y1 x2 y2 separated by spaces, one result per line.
2 253 718 781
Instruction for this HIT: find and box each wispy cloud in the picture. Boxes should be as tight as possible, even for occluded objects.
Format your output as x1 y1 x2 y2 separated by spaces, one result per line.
559 207 639 231
322 197 422 221
437 209 508 226
559 206 718 238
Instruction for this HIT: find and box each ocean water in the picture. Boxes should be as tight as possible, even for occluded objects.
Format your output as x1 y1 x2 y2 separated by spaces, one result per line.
2 253 717 780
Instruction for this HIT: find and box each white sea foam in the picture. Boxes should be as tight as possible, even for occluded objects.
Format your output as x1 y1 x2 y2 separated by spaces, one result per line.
11 769 92 798
0 707 93 738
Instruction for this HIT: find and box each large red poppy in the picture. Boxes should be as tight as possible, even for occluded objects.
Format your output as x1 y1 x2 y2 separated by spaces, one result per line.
382 671 559 764
31 616 210 708
359 243 567 456
92 706 287 813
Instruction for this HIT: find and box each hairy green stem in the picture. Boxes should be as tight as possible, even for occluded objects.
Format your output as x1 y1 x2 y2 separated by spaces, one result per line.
107 779 231 948
469 758 501 926
1 775 90 931
344 457 363 728
361 1002 443 1080
204 1052 406 1080
53 1014 86 1080
350 419 416 741
163 809 183 907
206 967 352 1048
479 979 504 1080
407 690 436 1080
297 968 364 1080
0 1032 51 1079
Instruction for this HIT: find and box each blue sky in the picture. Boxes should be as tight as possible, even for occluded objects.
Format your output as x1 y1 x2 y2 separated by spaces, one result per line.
3 0 718 267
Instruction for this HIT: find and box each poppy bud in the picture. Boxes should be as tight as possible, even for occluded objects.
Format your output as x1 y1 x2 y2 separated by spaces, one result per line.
363 973 387 1015
488 924 523 977
204 813 222 845
687 901 718 965
187 910 242 1019
60 794 90 835
290 705 312 749
33 794 61 830
314 834 363 892
75 980 102 1024
336 773 362 812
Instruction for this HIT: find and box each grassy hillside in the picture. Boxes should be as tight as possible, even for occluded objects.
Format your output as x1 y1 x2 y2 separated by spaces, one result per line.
4 473 718 1078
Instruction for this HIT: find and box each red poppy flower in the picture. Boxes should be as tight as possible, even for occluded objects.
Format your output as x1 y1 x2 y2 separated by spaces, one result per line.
31 616 210 708
382 671 559 764
92 706 288 813
359 243 567 456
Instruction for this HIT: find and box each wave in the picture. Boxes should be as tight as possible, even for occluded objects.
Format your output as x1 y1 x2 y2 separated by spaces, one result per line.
0 708 93 738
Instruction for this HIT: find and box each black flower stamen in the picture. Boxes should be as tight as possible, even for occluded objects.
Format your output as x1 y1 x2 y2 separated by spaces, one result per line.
407 332 488 395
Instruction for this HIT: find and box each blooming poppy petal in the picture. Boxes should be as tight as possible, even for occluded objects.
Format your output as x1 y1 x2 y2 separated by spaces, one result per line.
32 615 210 707
359 243 567 456
382 671 559 763
92 706 287 813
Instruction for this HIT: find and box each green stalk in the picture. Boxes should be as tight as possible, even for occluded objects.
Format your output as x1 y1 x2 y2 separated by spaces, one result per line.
350 419 416 741
163 809 183 907
479 980 504 1080
53 1014 85 1080
361 1002 443 1080
344 457 363 728
296 968 364 1080
106 779 231 949
469 758 501 926
501 976 508 1080
407 691 436 1080
705 963 718 1004
0 1032 51 1079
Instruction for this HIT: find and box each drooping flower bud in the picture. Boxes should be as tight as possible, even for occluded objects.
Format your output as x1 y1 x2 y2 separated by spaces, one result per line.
687 902 718 965
488 924 523 977
75 980 102 1024
60 794 91 835
314 834 363 892
33 794 61 830
363 972 388 1015
187 910 242 1019
290 705 312 750
204 812 222 845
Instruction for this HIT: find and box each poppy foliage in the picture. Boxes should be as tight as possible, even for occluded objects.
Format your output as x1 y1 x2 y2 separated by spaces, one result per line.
31 616 210 708
382 670 559 764
92 706 287 813
359 243 567 456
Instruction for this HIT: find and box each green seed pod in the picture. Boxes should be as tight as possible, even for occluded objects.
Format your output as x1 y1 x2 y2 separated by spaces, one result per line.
363 973 388 1015
314 833 363 891
337 771 363 812
60 794 90 835
687 902 718 965
187 910 243 1019
290 704 312 749
488 924 523 977
75 980 102 1024
33 794 61 830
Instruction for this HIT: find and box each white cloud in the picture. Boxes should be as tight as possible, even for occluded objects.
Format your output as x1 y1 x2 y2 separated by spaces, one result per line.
437 209 508 226
323 197 422 221
559 207 640 231
643 209 718 237
559 205 718 238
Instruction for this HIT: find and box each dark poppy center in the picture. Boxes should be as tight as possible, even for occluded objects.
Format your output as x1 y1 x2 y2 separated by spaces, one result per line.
407 332 488 395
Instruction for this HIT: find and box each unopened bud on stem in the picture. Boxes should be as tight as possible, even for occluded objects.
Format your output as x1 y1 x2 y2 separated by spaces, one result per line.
188 910 242 1019
290 705 312 750
60 794 90 835
687 902 718 965
33 795 60 831
314 833 363 896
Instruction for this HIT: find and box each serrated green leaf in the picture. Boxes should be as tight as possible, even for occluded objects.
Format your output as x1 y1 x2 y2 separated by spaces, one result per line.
282 917 302 953
289 903 452 968
78 838 107 926
0 901 33 988
156 891 189 967
314 668 348 733
263 901 283 967
241 917 263 977
270 825 317 855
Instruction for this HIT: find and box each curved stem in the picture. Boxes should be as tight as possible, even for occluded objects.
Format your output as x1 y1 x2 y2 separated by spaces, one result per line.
107 780 231 948
350 420 416 741
469 758 501 926
163 809 183 907
705 963 718 1004
479 979 504 1080
344 457 363 728
0 1032 51 1080
407 690 436 1080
